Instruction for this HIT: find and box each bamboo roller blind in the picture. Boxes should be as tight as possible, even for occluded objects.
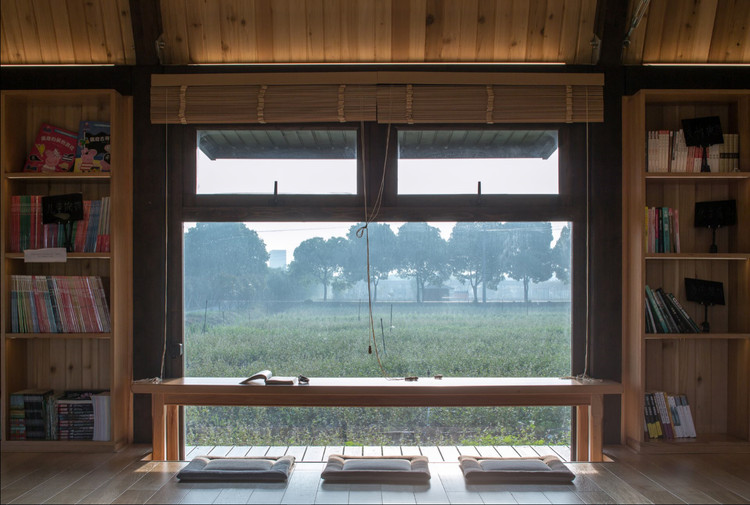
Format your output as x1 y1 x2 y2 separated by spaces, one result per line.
151 75 603 125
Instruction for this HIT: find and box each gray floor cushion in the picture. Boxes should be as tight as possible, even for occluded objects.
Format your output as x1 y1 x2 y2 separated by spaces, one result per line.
176 455 295 482
321 454 431 484
459 455 575 484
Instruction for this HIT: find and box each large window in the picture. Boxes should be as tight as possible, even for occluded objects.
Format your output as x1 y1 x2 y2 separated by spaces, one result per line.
178 123 582 448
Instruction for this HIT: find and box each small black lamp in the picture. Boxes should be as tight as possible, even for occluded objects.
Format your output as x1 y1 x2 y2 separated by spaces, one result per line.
42 193 84 252
694 199 737 253
685 277 725 333
682 116 724 172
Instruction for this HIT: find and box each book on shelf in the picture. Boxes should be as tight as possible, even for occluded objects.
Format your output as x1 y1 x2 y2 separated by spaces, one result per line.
10 275 110 333
646 206 681 253
644 285 701 334
644 392 696 440
92 391 111 441
9 389 55 440
23 123 78 173
9 195 110 253
73 121 111 172
646 130 739 173
240 370 298 385
56 390 108 441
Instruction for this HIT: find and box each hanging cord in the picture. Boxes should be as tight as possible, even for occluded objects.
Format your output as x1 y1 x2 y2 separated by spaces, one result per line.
356 122 398 380
563 87 597 383
159 89 170 381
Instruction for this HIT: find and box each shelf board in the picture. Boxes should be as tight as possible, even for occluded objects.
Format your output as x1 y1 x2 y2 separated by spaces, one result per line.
645 332 750 340
4 252 111 260
5 332 112 340
4 172 110 181
645 253 750 260
627 434 750 454
644 172 749 181
1 439 125 453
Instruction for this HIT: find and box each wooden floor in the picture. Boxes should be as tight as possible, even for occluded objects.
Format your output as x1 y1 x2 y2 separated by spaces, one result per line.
2 445 749 504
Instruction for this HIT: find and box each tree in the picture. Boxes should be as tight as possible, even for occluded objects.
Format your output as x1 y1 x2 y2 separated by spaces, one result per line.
396 222 450 302
343 222 397 302
552 224 571 284
504 222 554 303
448 222 508 303
289 236 350 301
183 223 269 308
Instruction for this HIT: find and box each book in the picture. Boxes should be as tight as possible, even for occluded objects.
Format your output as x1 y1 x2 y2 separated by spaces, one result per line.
240 370 298 385
73 121 111 172
24 123 78 173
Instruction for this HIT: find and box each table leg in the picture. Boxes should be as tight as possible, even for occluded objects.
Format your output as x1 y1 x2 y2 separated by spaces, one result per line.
151 393 165 460
589 394 604 462
575 404 589 461
166 404 179 461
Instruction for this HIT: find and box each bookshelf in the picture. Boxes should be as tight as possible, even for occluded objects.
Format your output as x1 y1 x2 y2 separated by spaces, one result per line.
622 90 750 454
1 90 132 451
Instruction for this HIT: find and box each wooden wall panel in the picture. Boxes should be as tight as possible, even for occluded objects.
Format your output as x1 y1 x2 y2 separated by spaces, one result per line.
624 0 750 64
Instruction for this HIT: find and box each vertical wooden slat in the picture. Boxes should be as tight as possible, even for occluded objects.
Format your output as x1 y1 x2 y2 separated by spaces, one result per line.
558 0 583 63
235 0 258 63
573 0 596 64
288 0 308 61
254 0 274 62
99 0 128 64
541 0 564 62
30 0 61 63
115 0 136 64
322 0 342 61
305 0 325 61
0 2 24 64
390 0 412 62
374 0 392 62
720 0 750 62
509 0 531 61
218 0 242 63
710 339 728 434
355 0 376 62
11 0 43 63
201 0 224 62
677 0 719 62
457 0 479 62
424 0 444 61
81 0 109 63
641 0 667 63
161 0 190 64
474 0 497 61
185 0 207 64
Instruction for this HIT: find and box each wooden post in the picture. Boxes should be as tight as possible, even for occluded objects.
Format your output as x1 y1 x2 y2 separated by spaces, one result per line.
575 404 589 461
151 393 166 460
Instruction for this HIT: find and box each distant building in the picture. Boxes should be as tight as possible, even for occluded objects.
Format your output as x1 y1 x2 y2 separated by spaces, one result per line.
269 250 287 269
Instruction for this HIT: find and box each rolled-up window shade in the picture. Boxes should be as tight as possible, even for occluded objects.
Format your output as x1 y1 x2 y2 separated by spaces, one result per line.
150 84 377 124
376 84 603 124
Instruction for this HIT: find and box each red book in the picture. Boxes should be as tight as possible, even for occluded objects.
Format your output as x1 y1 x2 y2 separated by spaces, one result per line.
23 123 78 173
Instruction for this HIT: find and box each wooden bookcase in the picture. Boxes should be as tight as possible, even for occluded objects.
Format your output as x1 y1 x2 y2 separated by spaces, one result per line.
0 90 132 451
622 90 750 454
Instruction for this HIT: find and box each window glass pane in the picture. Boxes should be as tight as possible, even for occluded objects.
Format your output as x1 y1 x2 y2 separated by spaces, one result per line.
196 129 357 194
398 130 559 194
183 221 572 446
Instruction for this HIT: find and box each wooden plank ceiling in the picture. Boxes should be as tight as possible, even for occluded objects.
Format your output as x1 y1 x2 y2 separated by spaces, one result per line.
0 0 748 66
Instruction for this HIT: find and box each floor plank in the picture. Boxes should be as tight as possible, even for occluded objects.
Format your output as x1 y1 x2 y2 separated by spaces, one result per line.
438 446 460 462
286 446 308 460
323 446 344 461
343 445 362 456
1 445 748 504
302 446 326 462
363 446 383 457
226 445 251 457
495 445 522 457
419 445 444 461
247 445 270 457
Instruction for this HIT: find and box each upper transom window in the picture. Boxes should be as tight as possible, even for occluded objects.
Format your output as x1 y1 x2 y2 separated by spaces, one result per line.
397 129 559 195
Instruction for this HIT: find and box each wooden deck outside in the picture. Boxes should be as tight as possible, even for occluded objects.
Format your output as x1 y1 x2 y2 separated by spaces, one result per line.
184 444 572 462
2 445 750 504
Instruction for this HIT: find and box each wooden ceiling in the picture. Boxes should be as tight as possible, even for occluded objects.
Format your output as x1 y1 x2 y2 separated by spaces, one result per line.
1 0 748 66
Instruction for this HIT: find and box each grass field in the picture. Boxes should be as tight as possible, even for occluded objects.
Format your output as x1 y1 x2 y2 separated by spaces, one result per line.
184 302 572 446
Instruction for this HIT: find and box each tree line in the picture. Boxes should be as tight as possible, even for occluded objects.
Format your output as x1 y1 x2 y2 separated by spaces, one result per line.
184 222 570 309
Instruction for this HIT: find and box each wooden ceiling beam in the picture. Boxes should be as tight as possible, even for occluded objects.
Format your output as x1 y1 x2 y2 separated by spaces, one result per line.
129 0 164 65
595 0 631 67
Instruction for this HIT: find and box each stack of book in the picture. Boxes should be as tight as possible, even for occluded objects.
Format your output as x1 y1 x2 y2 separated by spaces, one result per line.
646 206 680 253
92 392 111 441
644 392 696 440
57 391 96 440
8 389 54 440
8 195 110 253
645 285 701 334
10 275 111 333
647 130 739 172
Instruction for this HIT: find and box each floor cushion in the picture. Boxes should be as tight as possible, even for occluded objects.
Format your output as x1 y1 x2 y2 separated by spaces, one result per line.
321 454 431 484
459 455 575 484
176 455 295 482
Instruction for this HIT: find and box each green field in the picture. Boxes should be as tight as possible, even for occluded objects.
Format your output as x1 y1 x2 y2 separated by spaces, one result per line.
184 302 572 446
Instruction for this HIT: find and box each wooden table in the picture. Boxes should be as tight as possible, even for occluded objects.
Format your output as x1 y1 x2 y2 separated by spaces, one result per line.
131 377 622 462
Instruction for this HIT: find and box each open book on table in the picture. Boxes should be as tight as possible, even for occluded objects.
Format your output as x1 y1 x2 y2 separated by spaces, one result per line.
240 370 298 385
